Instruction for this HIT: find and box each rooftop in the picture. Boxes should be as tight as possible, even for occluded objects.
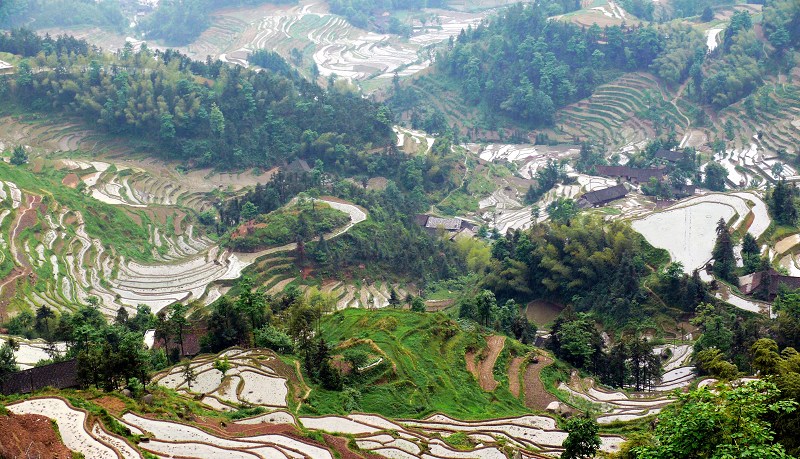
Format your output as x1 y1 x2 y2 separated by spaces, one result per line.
578 184 628 207
654 149 684 162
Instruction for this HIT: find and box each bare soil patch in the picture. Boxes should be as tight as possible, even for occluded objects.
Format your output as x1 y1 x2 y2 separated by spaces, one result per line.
425 299 454 312
324 434 375 459
525 300 563 327
92 395 128 416
523 354 557 411
173 211 186 235
62 173 80 188
0 412 73 459
466 335 506 392
508 356 523 398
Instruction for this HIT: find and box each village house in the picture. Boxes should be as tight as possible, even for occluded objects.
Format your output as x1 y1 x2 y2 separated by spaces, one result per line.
576 183 629 208
594 165 666 184
739 269 800 301
654 149 685 163
280 158 312 174
415 214 477 238
0 60 14 76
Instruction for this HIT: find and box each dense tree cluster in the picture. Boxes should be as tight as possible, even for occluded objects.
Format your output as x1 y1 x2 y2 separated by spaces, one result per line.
482 217 663 325
138 0 295 46
649 262 708 313
0 0 127 30
0 31 393 169
768 180 799 226
524 159 570 204
550 311 662 390
0 28 90 58
248 50 297 78
458 290 536 343
432 3 668 126
676 292 800 457
10 300 161 391
691 302 762 373
763 0 800 55
200 279 344 389
699 11 765 108
630 380 796 459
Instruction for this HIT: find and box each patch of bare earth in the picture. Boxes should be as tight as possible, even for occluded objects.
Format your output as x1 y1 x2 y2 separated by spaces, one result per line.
61 173 79 188
508 357 523 397
466 335 506 392
0 413 73 459
523 354 557 411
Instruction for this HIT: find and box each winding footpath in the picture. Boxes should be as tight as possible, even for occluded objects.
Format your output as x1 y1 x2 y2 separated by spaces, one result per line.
0 194 42 314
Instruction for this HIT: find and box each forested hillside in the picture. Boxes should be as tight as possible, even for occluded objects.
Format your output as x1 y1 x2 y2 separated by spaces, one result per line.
392 0 800 133
391 2 676 128
0 29 393 168
138 0 296 45
0 0 128 30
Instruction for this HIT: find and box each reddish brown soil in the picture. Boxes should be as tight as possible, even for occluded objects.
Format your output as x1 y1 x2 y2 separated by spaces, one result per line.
192 415 296 437
0 412 73 459
465 335 506 392
425 299 454 312
93 395 128 416
173 211 186 235
523 354 557 411
508 357 523 398
324 434 382 459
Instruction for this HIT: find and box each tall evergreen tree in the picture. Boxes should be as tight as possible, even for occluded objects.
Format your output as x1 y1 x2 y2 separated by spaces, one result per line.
712 218 736 283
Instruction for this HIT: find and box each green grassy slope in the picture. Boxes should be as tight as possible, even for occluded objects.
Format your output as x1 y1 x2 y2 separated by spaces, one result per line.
301 308 530 419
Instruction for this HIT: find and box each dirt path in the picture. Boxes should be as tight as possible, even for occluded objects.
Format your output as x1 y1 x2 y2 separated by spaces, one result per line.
466 335 506 392
523 354 557 411
508 357 523 398
0 194 41 317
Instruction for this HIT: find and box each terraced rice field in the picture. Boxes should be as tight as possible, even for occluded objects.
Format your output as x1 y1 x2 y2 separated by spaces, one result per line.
553 0 639 28
154 348 292 411
394 126 435 154
147 347 634 458
552 73 692 151
170 0 490 84
465 143 586 232
631 192 769 275
557 344 695 424
4 349 703 458
0 335 67 369
0 157 366 317
711 84 800 183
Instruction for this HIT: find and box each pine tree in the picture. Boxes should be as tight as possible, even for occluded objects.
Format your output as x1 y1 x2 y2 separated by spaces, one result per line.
9 145 27 165
712 218 736 283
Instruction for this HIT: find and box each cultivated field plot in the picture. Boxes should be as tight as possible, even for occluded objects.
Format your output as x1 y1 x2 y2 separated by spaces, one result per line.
710 83 800 180
631 192 769 274
553 0 640 28
153 348 292 410
464 143 585 232
557 344 695 424
394 126 435 155
6 398 141 459
0 335 66 370
177 0 490 84
1 154 365 317
5 396 630 457
550 73 692 151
